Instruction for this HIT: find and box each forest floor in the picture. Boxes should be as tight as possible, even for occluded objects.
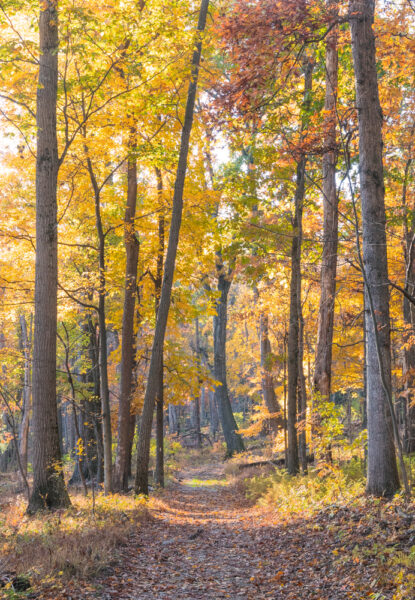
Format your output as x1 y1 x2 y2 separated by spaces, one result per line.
84 462 400 600
3 457 413 599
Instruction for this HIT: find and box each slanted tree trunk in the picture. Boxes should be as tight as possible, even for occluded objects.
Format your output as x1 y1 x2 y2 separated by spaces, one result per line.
86 156 112 494
286 59 313 476
154 167 165 488
350 0 399 496
114 128 140 492
213 255 244 456
314 0 339 406
135 0 210 495
28 1 70 513
19 313 32 477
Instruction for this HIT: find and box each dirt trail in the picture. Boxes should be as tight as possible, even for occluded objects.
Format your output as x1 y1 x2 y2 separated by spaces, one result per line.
93 463 384 600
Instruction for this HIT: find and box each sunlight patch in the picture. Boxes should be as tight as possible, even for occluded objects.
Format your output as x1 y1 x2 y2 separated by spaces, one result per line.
182 478 228 488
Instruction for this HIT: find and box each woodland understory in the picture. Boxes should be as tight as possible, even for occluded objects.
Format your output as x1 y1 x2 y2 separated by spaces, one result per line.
1 0 415 598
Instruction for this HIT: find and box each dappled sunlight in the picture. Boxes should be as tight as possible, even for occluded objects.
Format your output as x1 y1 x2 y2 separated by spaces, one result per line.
181 477 229 488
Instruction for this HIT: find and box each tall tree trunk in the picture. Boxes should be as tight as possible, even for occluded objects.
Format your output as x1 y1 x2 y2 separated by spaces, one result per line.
154 167 165 487
298 297 308 473
286 59 313 476
19 313 32 477
287 159 303 476
87 316 104 483
259 311 283 434
135 0 210 495
193 317 202 448
168 404 178 435
401 149 415 452
28 1 70 513
314 0 339 405
214 255 244 456
403 234 415 454
209 389 219 439
86 156 112 494
114 128 140 492
350 0 399 496
70 319 103 484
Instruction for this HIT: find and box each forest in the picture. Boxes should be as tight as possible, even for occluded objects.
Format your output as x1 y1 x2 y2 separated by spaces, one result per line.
1 0 415 598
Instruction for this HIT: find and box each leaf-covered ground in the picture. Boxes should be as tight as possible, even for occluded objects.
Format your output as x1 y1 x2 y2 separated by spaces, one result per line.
12 461 415 599
74 464 406 600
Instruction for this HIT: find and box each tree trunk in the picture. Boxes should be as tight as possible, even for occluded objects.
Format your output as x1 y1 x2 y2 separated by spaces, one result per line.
168 404 178 435
401 150 415 452
213 255 244 456
287 58 313 476
114 128 140 492
287 160 302 476
70 319 103 485
86 155 112 494
154 167 165 488
135 0 210 495
87 316 104 483
28 1 70 513
314 0 339 404
209 389 219 439
19 313 32 477
193 317 202 448
259 312 283 434
402 225 415 453
298 295 308 473
350 0 399 496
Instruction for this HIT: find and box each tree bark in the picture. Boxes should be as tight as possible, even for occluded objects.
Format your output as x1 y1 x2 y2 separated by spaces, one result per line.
213 255 244 456
193 317 202 448
403 226 415 454
259 312 283 434
86 156 112 494
135 0 210 495
168 404 178 435
19 313 32 478
87 316 104 483
401 149 415 452
314 0 339 405
28 1 70 513
114 128 140 492
286 59 313 476
287 158 303 476
154 167 165 488
209 389 219 439
350 0 399 496
298 297 308 473
70 319 103 485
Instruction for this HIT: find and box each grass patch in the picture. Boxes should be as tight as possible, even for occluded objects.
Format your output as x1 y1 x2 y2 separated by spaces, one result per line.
0 489 148 596
241 458 366 517
162 437 225 478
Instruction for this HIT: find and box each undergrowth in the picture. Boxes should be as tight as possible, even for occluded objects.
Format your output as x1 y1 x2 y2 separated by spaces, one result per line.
161 437 225 478
0 490 147 596
237 457 415 599
241 458 366 517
